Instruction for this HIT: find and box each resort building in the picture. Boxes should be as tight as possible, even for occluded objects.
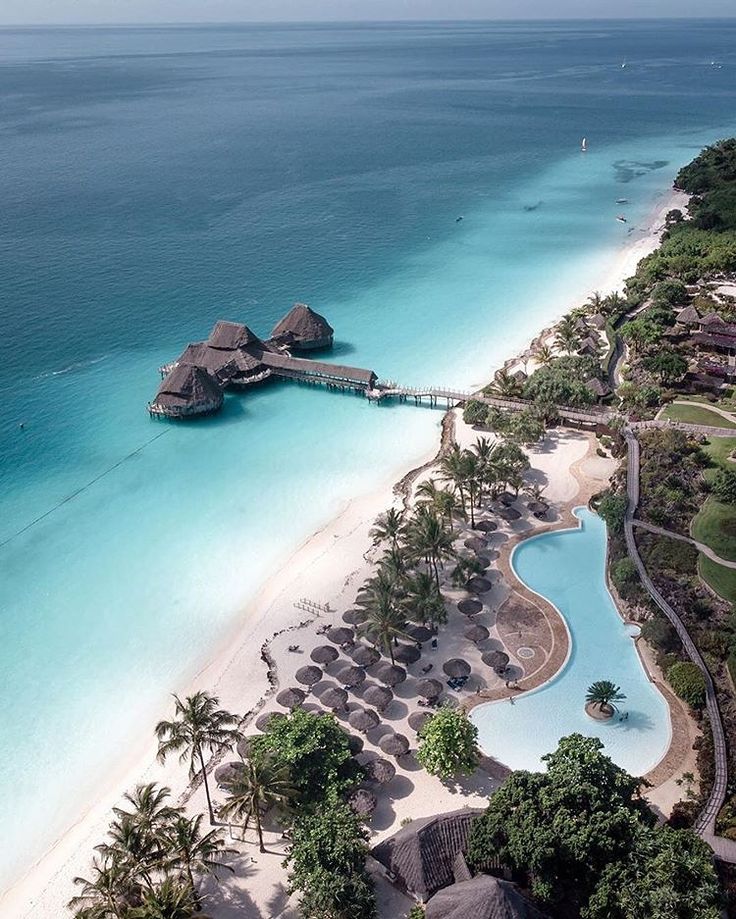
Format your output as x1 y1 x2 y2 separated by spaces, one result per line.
271 302 335 351
148 363 223 418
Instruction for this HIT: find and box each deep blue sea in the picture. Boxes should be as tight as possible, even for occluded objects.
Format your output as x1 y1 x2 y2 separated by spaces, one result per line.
0 19 735 893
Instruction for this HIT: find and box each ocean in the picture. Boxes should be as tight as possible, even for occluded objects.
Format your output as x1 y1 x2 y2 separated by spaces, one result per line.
0 19 735 893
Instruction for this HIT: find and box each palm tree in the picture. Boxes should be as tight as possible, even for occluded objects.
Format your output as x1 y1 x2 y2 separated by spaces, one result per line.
69 856 131 919
554 325 580 356
586 291 604 313
378 545 410 585
402 571 446 627
405 506 456 590
416 479 461 527
155 692 239 825
95 815 161 894
161 814 235 908
439 444 469 516
370 508 405 549
218 757 295 852
357 579 410 663
488 368 522 398
126 877 197 919
535 343 554 366
586 680 626 715
602 291 624 315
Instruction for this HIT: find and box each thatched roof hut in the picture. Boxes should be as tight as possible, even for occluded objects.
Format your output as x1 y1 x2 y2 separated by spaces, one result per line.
578 335 600 357
271 303 334 351
585 377 611 399
426 875 548 919
589 312 607 330
371 808 484 902
150 364 223 419
676 305 701 326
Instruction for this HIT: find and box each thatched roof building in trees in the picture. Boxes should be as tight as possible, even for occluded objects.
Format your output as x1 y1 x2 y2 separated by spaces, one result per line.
271 303 334 351
150 364 223 418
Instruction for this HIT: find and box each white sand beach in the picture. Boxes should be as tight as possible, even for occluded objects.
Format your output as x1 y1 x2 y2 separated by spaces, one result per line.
1 186 690 919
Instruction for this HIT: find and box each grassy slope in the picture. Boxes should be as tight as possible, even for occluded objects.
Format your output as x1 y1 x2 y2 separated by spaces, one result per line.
661 402 736 429
695 437 736 597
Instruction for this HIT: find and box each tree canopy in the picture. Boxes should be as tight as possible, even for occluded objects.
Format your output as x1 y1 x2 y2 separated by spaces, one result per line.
416 704 480 779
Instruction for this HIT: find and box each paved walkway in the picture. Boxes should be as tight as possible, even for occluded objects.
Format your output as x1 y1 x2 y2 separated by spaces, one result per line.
632 519 736 570
624 429 729 845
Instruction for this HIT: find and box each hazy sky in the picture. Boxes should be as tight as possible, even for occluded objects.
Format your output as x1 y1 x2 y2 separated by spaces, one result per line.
1 0 734 26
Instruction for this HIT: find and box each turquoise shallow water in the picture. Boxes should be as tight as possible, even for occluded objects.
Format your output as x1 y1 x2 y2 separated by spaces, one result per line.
470 509 671 775
0 20 735 891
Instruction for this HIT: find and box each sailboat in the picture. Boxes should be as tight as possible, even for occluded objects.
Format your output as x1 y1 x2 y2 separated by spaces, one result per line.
581 137 587 152
621 59 627 69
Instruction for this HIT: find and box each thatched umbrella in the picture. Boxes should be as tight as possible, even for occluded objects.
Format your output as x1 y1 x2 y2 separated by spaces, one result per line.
351 644 380 668
528 500 548 515
458 598 482 616
236 735 258 759
276 687 305 709
255 711 284 732
364 757 396 784
379 733 410 757
406 624 433 643
482 650 510 672
311 645 339 665
467 576 492 593
464 536 487 553
349 787 377 818
296 665 323 687
443 658 471 678
408 711 434 733
326 626 354 645
394 643 421 665
321 686 348 711
346 733 364 755
214 761 245 787
465 624 490 643
475 519 498 533
499 491 517 506
349 708 380 733
499 506 522 521
343 608 368 625
336 665 366 688
417 678 443 699
475 555 492 570
363 684 393 711
377 664 407 686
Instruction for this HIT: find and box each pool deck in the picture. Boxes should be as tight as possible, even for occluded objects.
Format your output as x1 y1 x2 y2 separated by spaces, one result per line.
464 432 697 797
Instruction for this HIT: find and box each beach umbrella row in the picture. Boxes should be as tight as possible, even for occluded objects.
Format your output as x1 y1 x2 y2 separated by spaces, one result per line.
214 761 245 787
349 787 377 817
467 576 492 594
343 608 369 625
406 624 433 643
337 665 366 688
276 687 305 709
464 536 488 554
322 686 349 710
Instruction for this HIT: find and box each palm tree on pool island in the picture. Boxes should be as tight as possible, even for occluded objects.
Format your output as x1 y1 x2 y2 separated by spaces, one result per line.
586 680 626 717
155 691 239 825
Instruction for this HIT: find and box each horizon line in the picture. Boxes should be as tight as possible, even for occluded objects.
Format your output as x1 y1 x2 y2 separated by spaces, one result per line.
1 15 736 28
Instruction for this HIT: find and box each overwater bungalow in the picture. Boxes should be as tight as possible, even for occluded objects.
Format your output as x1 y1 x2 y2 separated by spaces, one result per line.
149 364 223 418
271 302 334 351
167 320 275 388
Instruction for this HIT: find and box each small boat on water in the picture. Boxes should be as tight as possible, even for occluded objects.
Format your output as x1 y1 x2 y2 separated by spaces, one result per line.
616 215 628 223
581 137 587 152
616 198 628 204
621 59 627 69
455 215 464 223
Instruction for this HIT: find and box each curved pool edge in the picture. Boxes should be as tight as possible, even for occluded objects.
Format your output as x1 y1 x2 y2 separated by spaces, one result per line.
470 505 674 778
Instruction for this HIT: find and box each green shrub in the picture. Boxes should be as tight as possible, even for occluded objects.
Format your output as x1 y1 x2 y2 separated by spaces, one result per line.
641 615 680 655
727 651 736 687
712 468 736 504
597 491 628 534
667 661 706 708
463 399 488 426
611 557 640 599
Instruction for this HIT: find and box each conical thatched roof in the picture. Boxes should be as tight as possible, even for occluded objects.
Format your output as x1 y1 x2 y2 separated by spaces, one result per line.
417 678 443 699
585 377 611 398
467 576 492 593
351 644 380 668
152 364 223 418
271 303 334 349
464 625 490 643
475 520 498 533
464 536 488 553
207 320 263 351
363 684 393 711
377 664 407 686
276 687 305 709
214 761 245 787
321 687 348 710
482 650 510 672
589 312 607 329
349 787 377 817
426 875 548 919
371 808 484 902
295 665 322 686
255 711 284 732
458 599 482 616
337 665 366 688
394 643 421 664
364 756 396 784
349 708 380 733
407 625 433 643
676 305 701 325
408 710 434 732
327 627 354 645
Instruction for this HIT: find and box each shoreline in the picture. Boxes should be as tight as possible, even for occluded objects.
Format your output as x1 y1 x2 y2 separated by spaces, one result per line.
0 183 687 918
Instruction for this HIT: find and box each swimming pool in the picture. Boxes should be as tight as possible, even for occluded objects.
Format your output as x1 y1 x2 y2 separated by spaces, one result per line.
470 508 671 775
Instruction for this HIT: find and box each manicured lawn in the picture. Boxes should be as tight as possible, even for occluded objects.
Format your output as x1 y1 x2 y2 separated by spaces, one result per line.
699 553 736 603
661 402 736 429
678 389 736 412
693 498 736 562
702 436 736 477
